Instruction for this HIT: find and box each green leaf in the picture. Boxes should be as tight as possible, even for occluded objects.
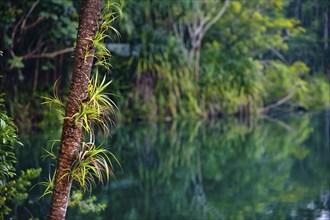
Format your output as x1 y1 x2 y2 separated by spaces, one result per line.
8 56 24 69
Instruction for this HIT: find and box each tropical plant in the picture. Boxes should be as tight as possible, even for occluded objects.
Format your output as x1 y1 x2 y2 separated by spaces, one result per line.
72 72 117 133
0 94 19 185
64 134 120 192
69 190 106 214
40 1 122 219
106 0 329 120
41 78 65 116
0 168 41 218
92 1 122 70
0 94 41 218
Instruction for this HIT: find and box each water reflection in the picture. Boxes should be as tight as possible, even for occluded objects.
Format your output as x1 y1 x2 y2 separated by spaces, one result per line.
17 112 330 219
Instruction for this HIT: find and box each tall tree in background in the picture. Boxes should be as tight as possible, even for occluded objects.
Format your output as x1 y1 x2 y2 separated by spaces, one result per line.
173 0 230 81
48 0 101 219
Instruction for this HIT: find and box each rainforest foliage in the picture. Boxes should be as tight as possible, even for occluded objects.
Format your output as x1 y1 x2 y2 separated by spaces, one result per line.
0 0 329 124
0 94 41 218
0 0 329 218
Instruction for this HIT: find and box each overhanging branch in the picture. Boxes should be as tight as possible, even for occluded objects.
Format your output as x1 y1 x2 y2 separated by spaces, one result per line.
204 0 231 33
257 93 294 114
22 47 74 60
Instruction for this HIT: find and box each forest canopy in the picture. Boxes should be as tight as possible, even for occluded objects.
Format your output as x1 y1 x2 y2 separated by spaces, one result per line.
0 0 329 124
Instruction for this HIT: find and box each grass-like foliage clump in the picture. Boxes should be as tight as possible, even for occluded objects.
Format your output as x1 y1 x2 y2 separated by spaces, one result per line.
72 71 117 133
64 134 121 192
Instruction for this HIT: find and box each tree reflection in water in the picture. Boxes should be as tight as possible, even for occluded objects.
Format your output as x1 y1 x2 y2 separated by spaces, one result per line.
16 112 330 219
69 112 328 220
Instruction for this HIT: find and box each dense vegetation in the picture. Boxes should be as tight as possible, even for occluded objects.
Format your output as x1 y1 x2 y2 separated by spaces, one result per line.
0 94 40 218
0 0 329 218
0 0 329 125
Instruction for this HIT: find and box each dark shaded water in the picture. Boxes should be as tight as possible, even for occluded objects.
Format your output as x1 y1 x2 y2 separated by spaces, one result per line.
15 111 330 219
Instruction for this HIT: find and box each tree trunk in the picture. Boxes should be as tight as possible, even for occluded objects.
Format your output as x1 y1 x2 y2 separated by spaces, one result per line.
48 0 101 219
194 47 200 81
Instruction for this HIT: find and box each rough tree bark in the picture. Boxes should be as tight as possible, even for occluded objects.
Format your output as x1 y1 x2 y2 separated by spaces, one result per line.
48 0 101 219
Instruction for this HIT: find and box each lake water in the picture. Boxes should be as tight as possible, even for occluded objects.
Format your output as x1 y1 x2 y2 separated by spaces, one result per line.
15 111 330 219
